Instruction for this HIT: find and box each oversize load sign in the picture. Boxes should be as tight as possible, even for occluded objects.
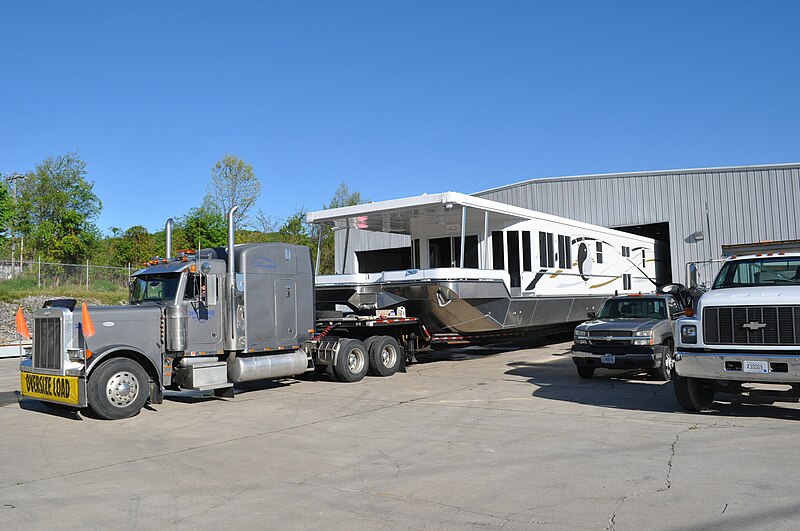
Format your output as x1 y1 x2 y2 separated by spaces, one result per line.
20 373 80 405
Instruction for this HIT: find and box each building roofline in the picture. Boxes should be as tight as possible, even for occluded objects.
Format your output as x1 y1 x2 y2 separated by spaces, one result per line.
473 162 800 196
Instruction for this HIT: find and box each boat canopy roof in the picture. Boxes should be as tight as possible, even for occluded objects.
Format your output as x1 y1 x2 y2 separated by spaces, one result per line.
306 191 538 235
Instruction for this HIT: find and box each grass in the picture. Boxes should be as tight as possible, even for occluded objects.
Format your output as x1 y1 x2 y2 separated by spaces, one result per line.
0 275 128 305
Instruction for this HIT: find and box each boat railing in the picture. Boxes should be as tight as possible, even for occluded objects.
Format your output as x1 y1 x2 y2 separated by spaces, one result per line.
316 267 511 286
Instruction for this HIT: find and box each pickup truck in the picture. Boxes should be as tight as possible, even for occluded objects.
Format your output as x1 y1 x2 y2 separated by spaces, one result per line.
673 253 800 411
572 292 686 381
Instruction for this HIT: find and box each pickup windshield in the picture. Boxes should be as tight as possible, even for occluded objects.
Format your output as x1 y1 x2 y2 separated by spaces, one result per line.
713 257 800 289
596 298 667 319
130 273 182 304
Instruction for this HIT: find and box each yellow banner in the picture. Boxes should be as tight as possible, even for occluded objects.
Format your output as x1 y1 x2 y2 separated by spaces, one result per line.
20 373 80 405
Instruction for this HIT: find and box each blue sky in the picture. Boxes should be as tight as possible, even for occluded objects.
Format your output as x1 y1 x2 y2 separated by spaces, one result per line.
1 1 798 234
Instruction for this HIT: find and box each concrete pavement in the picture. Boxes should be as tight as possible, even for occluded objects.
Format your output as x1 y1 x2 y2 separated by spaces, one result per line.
1 341 800 529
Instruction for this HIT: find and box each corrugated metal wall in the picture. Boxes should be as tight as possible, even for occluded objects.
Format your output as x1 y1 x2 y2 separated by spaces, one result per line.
332 164 800 284
334 229 410 274
475 164 800 284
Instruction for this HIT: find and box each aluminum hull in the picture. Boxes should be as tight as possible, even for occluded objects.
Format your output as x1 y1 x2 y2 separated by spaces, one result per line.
316 278 609 343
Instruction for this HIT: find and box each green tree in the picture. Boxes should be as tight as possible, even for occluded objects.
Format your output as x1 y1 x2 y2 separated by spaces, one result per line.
278 209 315 248
203 155 261 228
315 182 364 274
16 153 102 263
112 225 156 266
178 207 227 249
0 180 12 238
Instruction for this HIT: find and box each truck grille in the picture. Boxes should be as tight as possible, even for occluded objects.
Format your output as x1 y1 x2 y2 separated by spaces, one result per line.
33 317 62 370
703 306 800 346
588 330 632 346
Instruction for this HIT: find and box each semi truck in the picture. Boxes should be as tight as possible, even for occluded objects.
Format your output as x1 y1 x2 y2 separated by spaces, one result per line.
18 207 429 420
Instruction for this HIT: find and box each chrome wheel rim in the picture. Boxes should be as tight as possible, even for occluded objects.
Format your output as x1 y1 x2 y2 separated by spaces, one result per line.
106 371 140 408
348 348 365 373
381 344 397 368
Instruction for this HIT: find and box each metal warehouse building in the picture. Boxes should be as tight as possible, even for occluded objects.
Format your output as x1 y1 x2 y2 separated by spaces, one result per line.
331 163 800 286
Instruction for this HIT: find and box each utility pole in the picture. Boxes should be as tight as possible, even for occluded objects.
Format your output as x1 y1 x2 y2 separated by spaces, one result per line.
5 173 24 276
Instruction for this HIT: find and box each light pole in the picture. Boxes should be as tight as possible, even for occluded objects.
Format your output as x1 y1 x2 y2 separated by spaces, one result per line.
5 173 24 275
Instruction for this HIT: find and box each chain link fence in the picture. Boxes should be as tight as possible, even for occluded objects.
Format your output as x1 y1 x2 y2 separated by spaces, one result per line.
0 258 131 290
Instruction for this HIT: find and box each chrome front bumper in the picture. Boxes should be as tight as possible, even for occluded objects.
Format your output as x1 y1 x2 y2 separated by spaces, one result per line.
675 350 800 383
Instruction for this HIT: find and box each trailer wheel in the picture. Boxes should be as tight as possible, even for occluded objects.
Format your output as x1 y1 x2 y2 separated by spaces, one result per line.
368 336 402 377
332 339 368 383
88 358 149 420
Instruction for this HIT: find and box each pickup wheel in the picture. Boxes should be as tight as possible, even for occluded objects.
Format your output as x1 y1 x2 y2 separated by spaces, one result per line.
88 358 149 420
577 366 595 379
654 341 675 382
674 376 715 412
368 336 402 377
332 339 369 383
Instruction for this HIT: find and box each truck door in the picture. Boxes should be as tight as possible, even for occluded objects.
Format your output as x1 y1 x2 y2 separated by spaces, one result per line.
185 274 224 352
275 278 298 341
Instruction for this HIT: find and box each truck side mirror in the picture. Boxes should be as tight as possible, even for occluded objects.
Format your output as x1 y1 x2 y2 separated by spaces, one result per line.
587 311 596 319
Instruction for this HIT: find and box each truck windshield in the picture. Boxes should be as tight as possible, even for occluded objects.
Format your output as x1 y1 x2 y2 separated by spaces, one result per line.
130 273 183 304
713 257 800 289
596 298 667 319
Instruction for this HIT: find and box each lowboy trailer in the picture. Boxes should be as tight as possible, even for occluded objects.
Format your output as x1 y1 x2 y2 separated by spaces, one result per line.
18 207 432 420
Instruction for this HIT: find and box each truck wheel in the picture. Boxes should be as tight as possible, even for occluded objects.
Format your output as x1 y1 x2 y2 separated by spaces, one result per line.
332 339 369 383
674 376 715 412
577 366 595 379
655 342 675 382
368 336 402 377
88 358 150 420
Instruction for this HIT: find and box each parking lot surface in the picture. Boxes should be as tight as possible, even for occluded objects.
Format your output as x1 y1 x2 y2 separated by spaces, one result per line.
2 340 800 530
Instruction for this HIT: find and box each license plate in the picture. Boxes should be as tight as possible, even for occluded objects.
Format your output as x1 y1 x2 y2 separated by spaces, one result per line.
20 373 80 405
743 360 769 373
601 354 615 364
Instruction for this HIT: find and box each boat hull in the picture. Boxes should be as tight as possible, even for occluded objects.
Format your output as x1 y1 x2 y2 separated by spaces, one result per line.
315 278 610 342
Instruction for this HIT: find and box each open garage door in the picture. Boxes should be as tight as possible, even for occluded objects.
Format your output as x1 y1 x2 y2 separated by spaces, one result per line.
613 222 672 286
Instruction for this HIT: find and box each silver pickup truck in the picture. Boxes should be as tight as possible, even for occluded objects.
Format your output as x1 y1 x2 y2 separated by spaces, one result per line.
572 292 686 381
673 253 800 411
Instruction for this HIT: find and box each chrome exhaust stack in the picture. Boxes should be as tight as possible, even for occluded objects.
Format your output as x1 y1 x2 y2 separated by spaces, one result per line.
224 206 239 353
165 218 174 259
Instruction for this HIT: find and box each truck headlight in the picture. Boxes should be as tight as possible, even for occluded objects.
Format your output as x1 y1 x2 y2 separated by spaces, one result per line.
574 329 588 344
681 325 697 344
21 346 32 359
632 330 653 346
67 348 85 361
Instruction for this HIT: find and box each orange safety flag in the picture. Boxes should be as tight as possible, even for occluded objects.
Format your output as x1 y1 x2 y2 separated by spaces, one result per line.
15 308 30 339
81 302 96 338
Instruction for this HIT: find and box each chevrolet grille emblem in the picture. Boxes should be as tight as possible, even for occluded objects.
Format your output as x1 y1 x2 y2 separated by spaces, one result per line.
742 321 767 330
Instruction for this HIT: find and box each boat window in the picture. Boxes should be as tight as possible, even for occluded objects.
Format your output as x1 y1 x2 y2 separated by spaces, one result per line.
596 241 603 264
539 232 554 268
429 237 452 268
558 235 572 269
622 246 630 257
641 249 646 267
412 239 420 268
453 235 479 268
522 232 532 272
623 273 632 290
506 231 521 288
492 231 504 270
